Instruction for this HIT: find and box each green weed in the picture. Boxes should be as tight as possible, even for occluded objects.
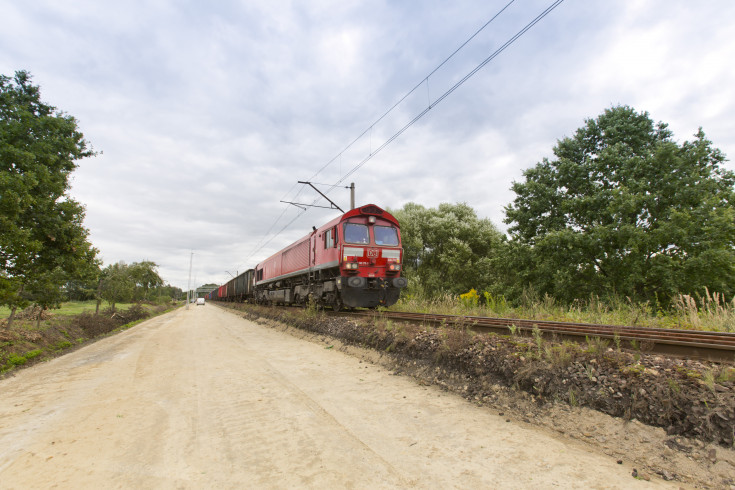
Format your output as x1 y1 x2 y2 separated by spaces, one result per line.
532 325 543 356
544 342 575 366
676 366 702 379
623 363 645 376
7 354 27 366
716 367 735 383
55 340 73 350
25 349 42 360
585 336 609 355
667 379 681 394
483 292 509 315
703 370 716 391
584 364 596 380
305 298 320 318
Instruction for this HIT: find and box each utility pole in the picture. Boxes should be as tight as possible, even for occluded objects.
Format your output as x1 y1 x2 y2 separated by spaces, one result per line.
349 182 355 210
186 250 193 310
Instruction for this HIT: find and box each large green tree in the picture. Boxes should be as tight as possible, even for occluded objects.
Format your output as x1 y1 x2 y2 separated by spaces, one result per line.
97 261 168 309
390 202 505 296
99 262 135 311
504 105 735 303
129 261 163 300
1 70 98 324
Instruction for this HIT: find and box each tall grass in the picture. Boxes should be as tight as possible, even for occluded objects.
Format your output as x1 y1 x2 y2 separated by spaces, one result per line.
672 288 735 332
393 287 735 332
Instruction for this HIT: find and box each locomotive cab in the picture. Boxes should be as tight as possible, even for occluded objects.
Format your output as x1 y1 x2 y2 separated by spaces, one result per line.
251 204 407 310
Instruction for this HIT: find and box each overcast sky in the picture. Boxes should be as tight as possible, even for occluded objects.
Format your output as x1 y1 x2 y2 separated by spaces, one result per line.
2 1 734 290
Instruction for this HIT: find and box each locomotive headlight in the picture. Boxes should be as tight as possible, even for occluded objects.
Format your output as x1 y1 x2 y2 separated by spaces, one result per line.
388 264 401 271
368 216 376 224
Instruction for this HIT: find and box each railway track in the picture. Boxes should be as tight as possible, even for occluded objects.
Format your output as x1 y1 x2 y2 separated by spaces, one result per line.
337 310 735 363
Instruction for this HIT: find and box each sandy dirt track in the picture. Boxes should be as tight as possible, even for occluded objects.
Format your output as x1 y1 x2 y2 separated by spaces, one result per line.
0 305 673 488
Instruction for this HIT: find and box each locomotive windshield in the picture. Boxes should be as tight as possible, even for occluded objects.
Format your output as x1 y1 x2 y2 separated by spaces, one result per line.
374 225 399 246
344 223 369 244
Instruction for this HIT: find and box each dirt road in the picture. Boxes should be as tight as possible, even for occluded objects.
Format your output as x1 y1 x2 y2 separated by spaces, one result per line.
0 305 672 488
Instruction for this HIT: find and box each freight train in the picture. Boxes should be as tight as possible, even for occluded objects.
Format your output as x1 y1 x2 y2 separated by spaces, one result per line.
206 204 407 310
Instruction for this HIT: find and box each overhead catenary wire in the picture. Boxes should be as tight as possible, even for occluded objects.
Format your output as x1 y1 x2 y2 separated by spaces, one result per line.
302 0 519 188
238 2 519 268
331 0 566 187
239 0 565 270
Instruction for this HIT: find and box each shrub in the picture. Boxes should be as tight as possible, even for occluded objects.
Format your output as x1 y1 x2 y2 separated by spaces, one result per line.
76 312 118 337
459 289 479 309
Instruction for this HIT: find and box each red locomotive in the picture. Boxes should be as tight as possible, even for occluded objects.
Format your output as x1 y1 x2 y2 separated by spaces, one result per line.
208 204 407 310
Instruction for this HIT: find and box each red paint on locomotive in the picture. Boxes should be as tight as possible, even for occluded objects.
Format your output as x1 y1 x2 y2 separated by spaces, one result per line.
211 204 407 309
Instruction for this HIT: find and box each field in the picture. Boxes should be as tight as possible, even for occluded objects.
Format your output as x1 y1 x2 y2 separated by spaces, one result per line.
0 301 151 318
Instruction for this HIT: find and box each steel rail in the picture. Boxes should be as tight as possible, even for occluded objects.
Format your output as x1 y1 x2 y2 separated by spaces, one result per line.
340 310 735 363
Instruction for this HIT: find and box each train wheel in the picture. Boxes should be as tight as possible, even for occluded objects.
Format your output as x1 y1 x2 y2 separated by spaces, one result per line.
332 296 343 312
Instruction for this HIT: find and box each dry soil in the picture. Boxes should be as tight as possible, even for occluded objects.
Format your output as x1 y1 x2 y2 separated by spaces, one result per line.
0 305 697 488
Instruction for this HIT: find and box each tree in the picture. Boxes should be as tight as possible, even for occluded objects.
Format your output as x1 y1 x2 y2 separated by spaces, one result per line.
65 274 100 302
390 202 505 296
151 283 183 301
99 262 135 311
129 261 163 300
1 70 98 325
504 105 735 304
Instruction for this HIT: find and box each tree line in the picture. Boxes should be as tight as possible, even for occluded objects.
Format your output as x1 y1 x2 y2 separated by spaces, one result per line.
391 106 735 307
1 71 180 326
67 261 183 312
3 70 732 318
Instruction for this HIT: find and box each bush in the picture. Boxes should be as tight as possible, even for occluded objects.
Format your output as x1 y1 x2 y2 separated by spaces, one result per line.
76 312 118 337
114 303 149 323
459 289 479 309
